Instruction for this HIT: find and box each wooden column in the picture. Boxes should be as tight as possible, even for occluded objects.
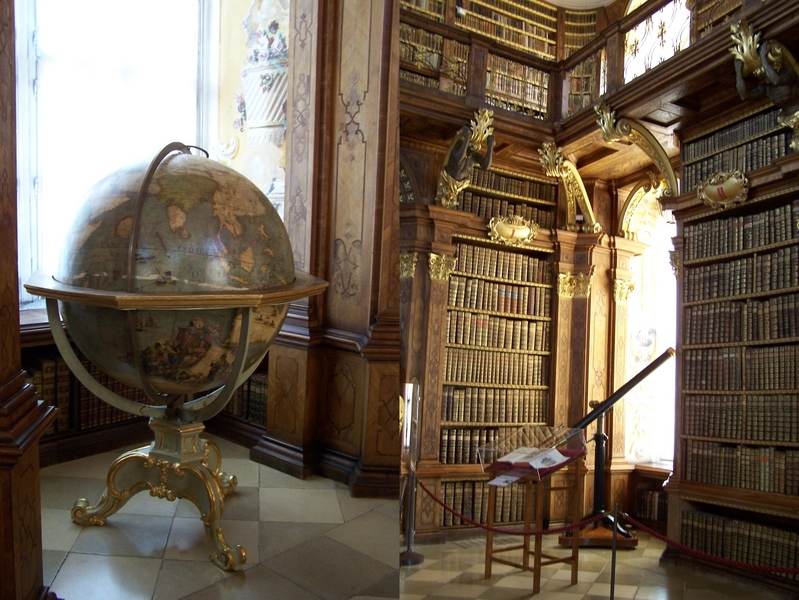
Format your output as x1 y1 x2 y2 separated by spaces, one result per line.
0 2 59 598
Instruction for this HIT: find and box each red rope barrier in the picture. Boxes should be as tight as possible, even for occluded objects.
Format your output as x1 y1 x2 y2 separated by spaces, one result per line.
622 514 799 575
416 478 606 536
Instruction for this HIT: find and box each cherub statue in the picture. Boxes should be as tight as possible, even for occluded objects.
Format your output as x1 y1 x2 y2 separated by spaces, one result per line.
731 20 799 149
435 109 495 208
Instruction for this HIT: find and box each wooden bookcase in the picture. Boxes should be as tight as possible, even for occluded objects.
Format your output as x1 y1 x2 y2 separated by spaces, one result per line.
399 21 470 96
402 158 565 539
21 321 270 466
666 112 799 588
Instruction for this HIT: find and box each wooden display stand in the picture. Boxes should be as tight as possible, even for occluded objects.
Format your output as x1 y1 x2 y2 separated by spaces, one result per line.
484 455 586 595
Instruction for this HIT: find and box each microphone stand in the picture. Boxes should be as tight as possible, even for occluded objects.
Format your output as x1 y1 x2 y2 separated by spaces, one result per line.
560 348 675 548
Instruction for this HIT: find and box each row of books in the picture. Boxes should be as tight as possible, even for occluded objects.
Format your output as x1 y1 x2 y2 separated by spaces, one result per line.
682 245 799 302
485 93 547 119
24 350 152 435
441 385 549 424
399 69 440 90
473 0 558 24
681 511 798 579
682 132 790 191
446 310 551 351
399 22 444 58
448 277 553 317
683 394 799 443
458 191 557 227
444 347 549 386
487 54 548 85
438 478 535 526
683 439 799 495
682 108 781 162
683 293 799 345
400 0 445 19
684 346 799 391
455 242 553 282
743 346 799 391
682 201 799 261
223 372 268 427
469 169 557 202
683 348 742 391
440 426 510 464
636 488 667 523
457 14 556 60
399 40 443 72
486 71 548 108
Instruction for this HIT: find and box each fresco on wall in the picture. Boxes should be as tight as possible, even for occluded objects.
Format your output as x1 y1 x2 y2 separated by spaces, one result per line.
216 0 289 220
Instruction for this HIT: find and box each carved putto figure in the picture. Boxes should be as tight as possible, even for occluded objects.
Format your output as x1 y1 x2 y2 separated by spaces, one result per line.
435 109 495 208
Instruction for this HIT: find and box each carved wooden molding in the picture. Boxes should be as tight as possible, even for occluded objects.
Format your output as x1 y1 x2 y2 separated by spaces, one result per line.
539 142 601 233
428 253 457 281
595 102 678 199
399 251 418 279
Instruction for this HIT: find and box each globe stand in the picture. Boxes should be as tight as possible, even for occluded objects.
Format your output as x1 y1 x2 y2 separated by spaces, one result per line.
24 142 329 573
71 419 246 570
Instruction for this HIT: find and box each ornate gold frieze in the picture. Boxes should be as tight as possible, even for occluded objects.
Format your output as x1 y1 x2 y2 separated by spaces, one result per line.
614 279 635 302
428 252 457 281
488 215 539 246
558 272 592 298
539 141 601 233
595 103 678 198
697 170 748 210
399 251 418 279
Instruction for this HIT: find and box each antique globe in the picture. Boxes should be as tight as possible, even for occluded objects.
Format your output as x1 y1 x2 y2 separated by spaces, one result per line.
25 142 327 571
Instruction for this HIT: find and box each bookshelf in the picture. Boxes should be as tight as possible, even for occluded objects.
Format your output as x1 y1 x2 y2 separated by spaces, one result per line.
458 166 557 227
680 106 792 193
485 52 549 118
20 327 271 466
400 0 446 22
565 49 601 118
688 0 742 42
454 0 558 60
399 22 470 96
667 152 799 587
563 9 597 58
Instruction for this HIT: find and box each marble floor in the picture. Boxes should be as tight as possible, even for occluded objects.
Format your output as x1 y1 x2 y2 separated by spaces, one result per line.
400 532 799 599
40 434 399 600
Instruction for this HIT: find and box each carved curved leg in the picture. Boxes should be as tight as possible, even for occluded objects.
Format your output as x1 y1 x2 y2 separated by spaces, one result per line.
204 440 238 498
71 448 152 526
71 419 246 571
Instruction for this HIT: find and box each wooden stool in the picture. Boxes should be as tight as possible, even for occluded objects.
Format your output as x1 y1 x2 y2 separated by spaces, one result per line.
484 457 585 594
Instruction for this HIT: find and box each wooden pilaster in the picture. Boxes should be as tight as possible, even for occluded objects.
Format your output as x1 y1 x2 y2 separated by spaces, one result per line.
0 2 60 598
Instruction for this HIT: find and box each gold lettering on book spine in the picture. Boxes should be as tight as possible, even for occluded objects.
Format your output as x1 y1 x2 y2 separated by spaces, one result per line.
428 253 457 281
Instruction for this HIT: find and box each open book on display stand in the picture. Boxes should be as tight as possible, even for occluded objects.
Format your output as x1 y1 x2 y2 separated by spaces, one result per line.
477 425 586 487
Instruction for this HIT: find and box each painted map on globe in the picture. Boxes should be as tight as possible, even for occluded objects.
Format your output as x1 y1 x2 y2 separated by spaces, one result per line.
55 152 294 395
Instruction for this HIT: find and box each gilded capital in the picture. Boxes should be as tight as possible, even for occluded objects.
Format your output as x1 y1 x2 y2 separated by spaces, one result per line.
400 251 418 279
614 279 635 302
669 249 681 277
558 273 576 298
428 253 457 281
574 273 592 298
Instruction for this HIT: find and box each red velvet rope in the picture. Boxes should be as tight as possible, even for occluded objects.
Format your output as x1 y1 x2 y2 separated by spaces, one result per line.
415 479 799 575
416 478 605 536
622 514 799 575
